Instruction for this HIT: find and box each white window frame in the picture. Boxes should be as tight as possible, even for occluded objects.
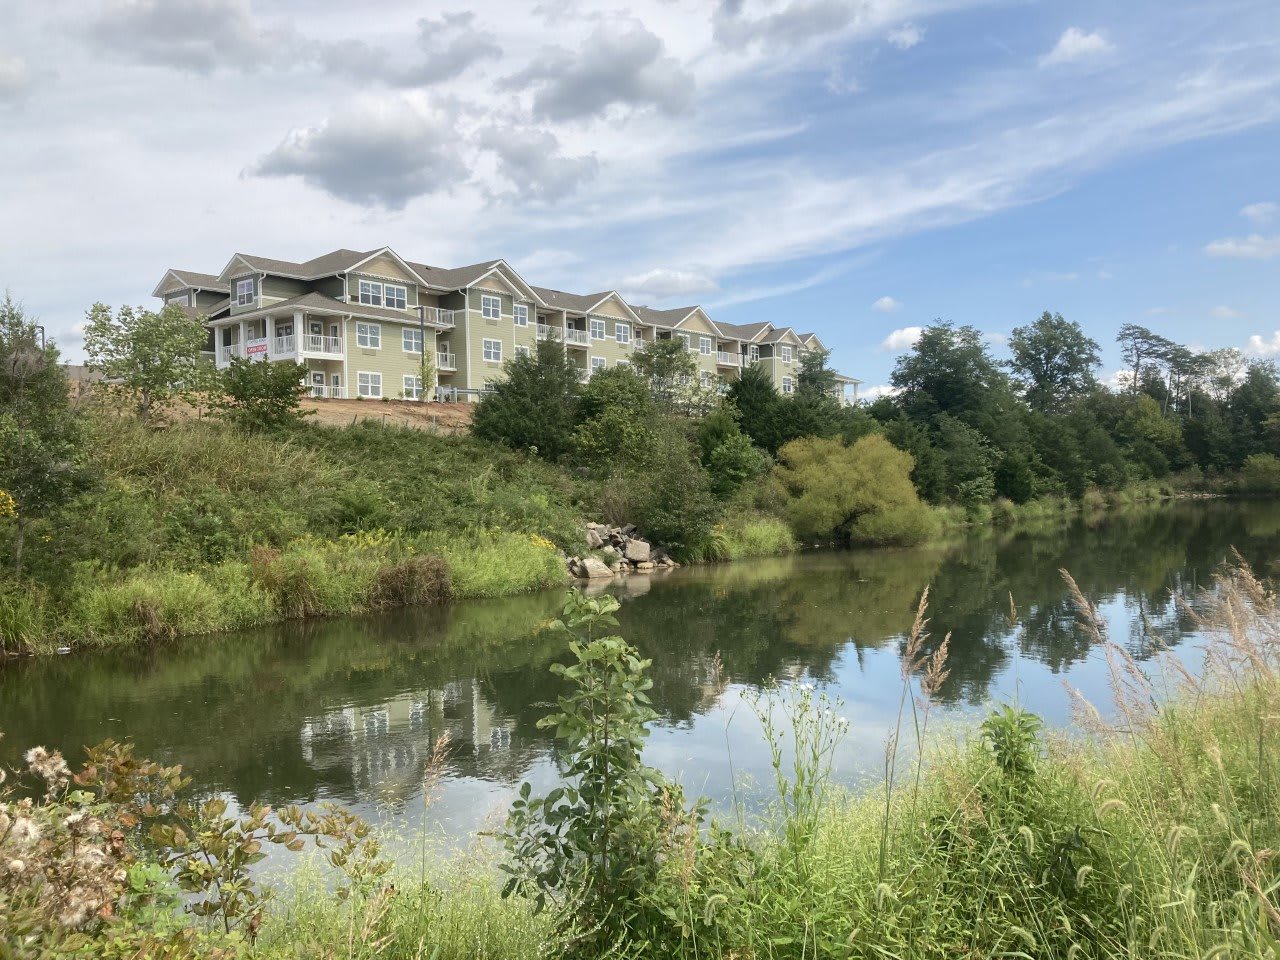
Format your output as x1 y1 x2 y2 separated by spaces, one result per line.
614 322 631 345
781 345 793 363
357 371 382 398
513 304 529 327
481 294 502 320
782 376 794 395
167 292 190 307
699 336 712 356
235 278 254 306
749 344 760 362
402 326 423 354
356 322 381 349
590 318 606 340
590 356 606 375
384 284 407 310
515 344 531 358
700 370 713 388
678 333 691 350
358 280 383 307
402 374 423 400
482 338 502 362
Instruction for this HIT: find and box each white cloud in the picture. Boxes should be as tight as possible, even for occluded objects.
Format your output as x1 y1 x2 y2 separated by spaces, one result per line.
1147 306 1170 315
1247 331 1280 357
985 331 1008 347
619 268 719 301
1104 369 1135 391
251 97 467 209
861 384 900 401
1204 233 1280 259
0 54 29 102
1241 201 1278 225
1211 305 1242 319
880 326 922 351
1040 27 1113 67
887 23 924 50
872 295 902 313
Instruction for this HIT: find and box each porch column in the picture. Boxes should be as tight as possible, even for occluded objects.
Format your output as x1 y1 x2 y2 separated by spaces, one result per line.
293 309 305 356
238 319 246 357
266 315 275 358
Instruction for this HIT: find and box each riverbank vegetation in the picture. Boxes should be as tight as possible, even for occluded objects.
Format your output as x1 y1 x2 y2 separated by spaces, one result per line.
5 558 1280 958
4 295 1279 652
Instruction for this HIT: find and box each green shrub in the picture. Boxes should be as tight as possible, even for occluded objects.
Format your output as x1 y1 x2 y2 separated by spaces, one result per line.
1239 452 1280 493
69 567 258 644
430 531 567 599
718 514 797 559
213 356 313 432
0 580 51 655
849 502 939 545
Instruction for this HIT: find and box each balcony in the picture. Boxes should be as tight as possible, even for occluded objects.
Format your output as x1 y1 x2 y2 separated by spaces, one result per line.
420 306 457 328
300 334 344 357
564 328 590 347
437 351 457 371
218 343 243 364
536 323 559 341
716 351 739 367
308 384 346 399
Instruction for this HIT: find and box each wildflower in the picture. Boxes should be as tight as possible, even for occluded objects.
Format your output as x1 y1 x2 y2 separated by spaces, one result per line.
5 859 24 875
0 489 16 519
25 746 71 790
9 816 40 845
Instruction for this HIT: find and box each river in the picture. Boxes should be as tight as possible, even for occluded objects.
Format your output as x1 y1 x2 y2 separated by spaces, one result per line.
2 500 1277 846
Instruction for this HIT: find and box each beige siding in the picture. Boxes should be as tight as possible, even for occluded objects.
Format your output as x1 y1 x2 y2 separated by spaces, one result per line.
586 295 634 321
344 316 438 399
356 255 417 284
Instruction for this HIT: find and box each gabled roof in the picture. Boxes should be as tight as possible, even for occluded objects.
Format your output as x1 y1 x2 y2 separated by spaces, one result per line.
215 248 403 283
206 291 452 328
715 320 773 342
413 259 545 305
170 298 230 321
798 332 825 349
631 304 700 329
763 327 804 345
152 269 230 298
532 286 616 315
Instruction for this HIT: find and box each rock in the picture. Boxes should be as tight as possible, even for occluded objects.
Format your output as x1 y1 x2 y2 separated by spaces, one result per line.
635 561 655 571
624 539 651 563
579 557 613 579
621 523 637 535
586 528 604 548
602 544 617 556
609 561 623 574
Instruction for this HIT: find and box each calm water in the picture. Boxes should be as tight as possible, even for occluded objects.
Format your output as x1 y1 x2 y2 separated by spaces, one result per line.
3 501 1278 843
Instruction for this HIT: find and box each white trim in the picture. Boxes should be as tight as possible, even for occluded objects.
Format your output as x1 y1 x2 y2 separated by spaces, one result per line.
235 278 255 306
782 375 794 395
513 303 529 327
402 374 424 400
590 356 607 375
589 318 606 340
580 291 643 324
343 247 429 287
465 262 546 307
781 345 793 363
699 335 712 356
480 294 502 320
402 326 424 354
482 338 503 362
614 321 631 345
357 370 383 398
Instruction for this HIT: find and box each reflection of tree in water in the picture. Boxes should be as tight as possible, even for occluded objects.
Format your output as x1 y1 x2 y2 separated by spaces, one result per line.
3 500 1278 813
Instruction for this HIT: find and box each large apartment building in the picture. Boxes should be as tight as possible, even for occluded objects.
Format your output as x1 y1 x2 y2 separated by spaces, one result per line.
152 247 861 403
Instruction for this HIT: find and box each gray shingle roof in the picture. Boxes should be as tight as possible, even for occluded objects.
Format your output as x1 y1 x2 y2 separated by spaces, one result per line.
212 291 450 327
532 286 619 314
408 260 504 291
166 269 229 293
716 321 772 341
631 304 699 328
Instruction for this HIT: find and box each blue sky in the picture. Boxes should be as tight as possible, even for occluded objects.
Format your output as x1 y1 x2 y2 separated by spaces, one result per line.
0 0 1276 391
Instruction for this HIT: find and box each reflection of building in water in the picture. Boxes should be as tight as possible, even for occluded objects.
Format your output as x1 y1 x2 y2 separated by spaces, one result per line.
299 678 523 803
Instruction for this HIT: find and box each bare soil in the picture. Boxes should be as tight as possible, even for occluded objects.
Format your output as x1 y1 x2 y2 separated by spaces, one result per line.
300 398 474 433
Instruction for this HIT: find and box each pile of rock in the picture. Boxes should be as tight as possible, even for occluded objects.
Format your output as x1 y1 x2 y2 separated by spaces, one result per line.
568 523 680 579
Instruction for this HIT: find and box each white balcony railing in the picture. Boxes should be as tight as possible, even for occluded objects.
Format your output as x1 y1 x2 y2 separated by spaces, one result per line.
536 323 557 341
218 343 243 363
420 306 457 328
301 334 343 355
273 335 295 355
308 384 346 399
716 351 739 366
436 351 456 370
565 328 590 346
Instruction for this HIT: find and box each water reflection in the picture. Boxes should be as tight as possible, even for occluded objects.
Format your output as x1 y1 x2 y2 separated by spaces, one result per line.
1 501 1275 839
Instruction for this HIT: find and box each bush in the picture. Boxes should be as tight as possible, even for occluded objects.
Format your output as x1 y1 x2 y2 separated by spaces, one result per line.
213 356 313 431
718 514 797 559
472 339 581 461
0 580 51 655
771 434 931 545
627 423 718 559
365 554 452 608
430 531 567 599
849 502 939 545
1238 452 1280 493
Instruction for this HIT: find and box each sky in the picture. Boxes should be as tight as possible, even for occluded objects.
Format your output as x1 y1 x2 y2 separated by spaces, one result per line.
1 0 1278 393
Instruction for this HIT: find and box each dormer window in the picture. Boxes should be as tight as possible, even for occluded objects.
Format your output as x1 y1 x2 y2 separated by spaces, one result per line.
236 278 254 306
384 284 407 310
358 280 383 307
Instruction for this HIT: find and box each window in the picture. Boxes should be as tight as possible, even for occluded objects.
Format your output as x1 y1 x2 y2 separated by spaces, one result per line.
590 356 606 375
781 345 793 363
515 344 531 357
384 284 407 310
483 338 502 362
513 304 529 327
699 336 712 356
402 375 423 400
678 333 691 350
358 280 383 307
614 322 631 345
167 292 190 307
590 318 606 340
356 322 381 348
236 278 254 306
749 344 760 363
481 294 501 319
402 327 423 353
782 376 794 395
357 371 382 398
